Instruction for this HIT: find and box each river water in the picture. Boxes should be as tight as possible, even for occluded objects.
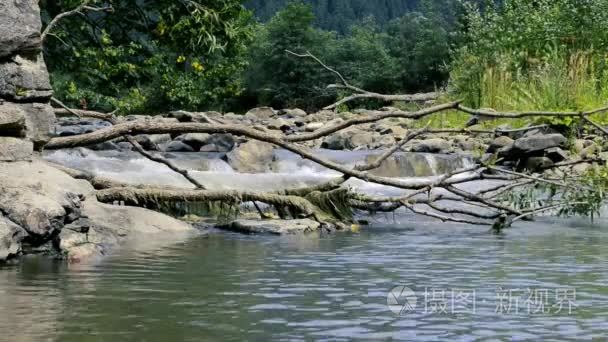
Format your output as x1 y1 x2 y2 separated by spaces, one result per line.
0 150 606 341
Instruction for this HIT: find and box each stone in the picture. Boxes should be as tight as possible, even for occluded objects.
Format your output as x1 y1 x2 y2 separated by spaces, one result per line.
0 54 52 101
245 107 276 120
511 133 567 155
411 138 453 154
267 118 291 131
59 200 196 263
21 102 56 147
524 157 554 172
89 141 120 151
176 133 211 150
372 134 396 149
304 122 324 131
0 0 42 58
0 215 27 261
0 137 33 161
147 134 172 146
488 136 514 153
279 108 307 118
0 103 26 136
222 219 321 235
206 133 236 152
199 144 220 152
321 129 375 150
164 140 195 152
226 140 275 173
545 147 568 163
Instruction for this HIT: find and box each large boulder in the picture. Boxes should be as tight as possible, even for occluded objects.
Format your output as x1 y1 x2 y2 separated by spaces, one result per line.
226 140 275 173
0 54 52 101
222 219 321 235
176 133 211 150
488 136 514 153
0 137 33 161
0 215 27 261
206 133 236 152
321 129 376 150
506 133 567 158
164 140 195 152
279 108 307 118
0 0 42 58
59 201 196 263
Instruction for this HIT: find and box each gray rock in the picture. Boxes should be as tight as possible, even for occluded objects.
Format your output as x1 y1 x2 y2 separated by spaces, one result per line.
304 122 324 132
279 108 307 118
0 137 33 161
226 140 275 173
321 129 376 150
133 134 159 151
21 102 56 148
199 144 221 152
177 133 210 150
488 136 514 153
222 219 321 235
147 134 172 146
506 133 567 158
0 102 26 136
206 133 235 152
545 147 568 162
411 138 453 154
164 141 195 152
245 107 276 120
0 0 42 58
89 141 120 151
0 215 27 261
524 157 554 172
0 54 52 101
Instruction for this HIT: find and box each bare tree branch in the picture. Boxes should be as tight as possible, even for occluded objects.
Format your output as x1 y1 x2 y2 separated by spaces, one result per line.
41 0 114 43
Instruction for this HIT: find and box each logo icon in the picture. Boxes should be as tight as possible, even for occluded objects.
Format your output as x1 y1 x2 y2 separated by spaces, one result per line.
387 286 417 315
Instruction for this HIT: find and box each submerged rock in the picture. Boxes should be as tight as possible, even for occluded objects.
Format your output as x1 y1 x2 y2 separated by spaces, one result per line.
222 219 321 235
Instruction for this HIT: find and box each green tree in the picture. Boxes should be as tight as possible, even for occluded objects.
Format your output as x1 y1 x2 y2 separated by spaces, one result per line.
244 2 336 110
42 0 254 114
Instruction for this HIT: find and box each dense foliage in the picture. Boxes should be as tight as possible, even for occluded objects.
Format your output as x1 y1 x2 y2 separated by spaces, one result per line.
42 0 254 113
451 0 608 117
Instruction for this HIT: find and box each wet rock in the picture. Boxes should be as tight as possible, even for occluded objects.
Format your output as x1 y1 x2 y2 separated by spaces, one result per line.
411 138 452 154
372 134 396 149
164 140 195 152
226 140 275 173
147 134 172 146
0 215 27 261
174 133 210 150
222 219 321 235
245 107 276 120
199 144 221 152
89 141 120 151
321 129 376 150
0 0 42 58
304 122 324 132
0 137 33 161
206 133 235 152
0 54 52 101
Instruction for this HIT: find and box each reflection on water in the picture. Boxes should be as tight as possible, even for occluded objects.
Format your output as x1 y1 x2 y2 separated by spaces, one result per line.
1 216 608 341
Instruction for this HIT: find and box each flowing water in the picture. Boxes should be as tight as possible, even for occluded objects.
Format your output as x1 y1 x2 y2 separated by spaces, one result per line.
0 150 606 341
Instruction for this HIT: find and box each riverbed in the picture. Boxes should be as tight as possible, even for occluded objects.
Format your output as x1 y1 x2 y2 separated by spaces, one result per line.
1 215 607 341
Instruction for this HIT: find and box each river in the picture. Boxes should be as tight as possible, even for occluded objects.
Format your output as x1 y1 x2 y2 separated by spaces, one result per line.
0 150 606 341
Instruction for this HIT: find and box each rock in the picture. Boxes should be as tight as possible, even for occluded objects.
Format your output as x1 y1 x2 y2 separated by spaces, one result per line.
176 133 211 150
279 108 307 118
511 133 567 155
21 102 56 147
0 215 27 261
304 122 324 132
116 142 133 151
0 137 33 161
488 136 514 153
0 103 26 136
267 118 291 131
226 140 275 173
245 107 276 120
59 200 196 263
133 135 159 151
222 219 321 235
580 144 598 159
349 131 375 149
206 133 236 152
0 160 93 241
372 134 396 149
89 141 120 151
0 54 52 101
147 134 172 146
164 140 195 152
545 147 568 162
199 144 221 152
411 138 453 154
0 0 42 58
524 157 554 172
321 129 375 150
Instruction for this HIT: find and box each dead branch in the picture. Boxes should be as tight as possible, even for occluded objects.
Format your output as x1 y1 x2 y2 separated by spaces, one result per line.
286 50 438 110
41 0 114 43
